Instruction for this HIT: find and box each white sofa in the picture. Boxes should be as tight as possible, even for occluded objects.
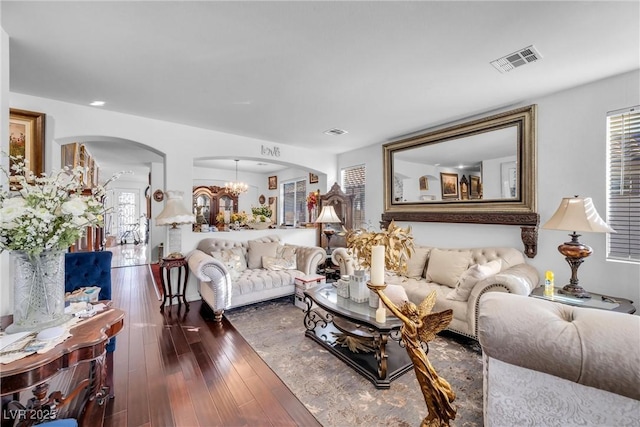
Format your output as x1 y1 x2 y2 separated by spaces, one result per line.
332 245 539 339
187 235 326 321
478 292 640 426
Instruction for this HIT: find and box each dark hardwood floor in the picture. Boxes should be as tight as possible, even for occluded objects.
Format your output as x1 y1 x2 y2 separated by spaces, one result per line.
104 264 321 427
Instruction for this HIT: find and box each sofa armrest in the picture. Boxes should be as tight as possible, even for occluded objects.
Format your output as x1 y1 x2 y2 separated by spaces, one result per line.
331 247 355 277
186 249 232 311
290 245 327 275
478 292 640 400
466 263 540 337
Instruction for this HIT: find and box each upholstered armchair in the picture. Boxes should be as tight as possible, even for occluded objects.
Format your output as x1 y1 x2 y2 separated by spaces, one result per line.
64 251 115 397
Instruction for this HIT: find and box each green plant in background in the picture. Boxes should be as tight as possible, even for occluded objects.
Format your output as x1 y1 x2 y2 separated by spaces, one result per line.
251 205 272 218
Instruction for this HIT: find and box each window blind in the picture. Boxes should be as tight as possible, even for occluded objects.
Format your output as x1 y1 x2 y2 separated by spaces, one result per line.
282 179 307 226
607 106 640 262
341 164 366 229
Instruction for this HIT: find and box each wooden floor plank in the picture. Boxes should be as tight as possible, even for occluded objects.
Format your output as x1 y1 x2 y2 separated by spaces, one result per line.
101 245 319 427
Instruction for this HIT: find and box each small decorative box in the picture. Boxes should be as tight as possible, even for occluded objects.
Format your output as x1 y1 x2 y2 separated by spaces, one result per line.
335 277 350 298
294 274 326 290
349 271 369 303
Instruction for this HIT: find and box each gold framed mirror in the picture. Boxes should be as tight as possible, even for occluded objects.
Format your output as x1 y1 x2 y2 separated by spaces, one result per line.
382 105 539 257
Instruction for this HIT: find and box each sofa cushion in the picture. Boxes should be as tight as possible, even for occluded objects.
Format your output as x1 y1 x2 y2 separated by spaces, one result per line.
426 248 472 287
263 255 297 271
446 259 502 302
211 248 247 281
247 241 280 269
233 269 303 297
403 246 431 279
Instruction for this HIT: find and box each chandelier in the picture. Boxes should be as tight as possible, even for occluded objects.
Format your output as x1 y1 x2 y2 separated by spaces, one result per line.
225 159 249 196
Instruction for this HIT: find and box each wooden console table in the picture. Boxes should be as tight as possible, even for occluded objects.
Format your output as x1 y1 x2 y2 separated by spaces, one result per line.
1 308 125 427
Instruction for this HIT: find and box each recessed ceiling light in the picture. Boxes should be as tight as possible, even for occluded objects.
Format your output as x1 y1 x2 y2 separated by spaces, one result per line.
89 101 105 107
324 128 348 136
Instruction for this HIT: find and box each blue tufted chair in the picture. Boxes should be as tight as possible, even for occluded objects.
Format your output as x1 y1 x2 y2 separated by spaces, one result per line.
64 251 116 397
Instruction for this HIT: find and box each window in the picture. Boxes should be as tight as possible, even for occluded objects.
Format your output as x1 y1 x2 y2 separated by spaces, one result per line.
607 106 640 262
341 164 366 229
282 179 307 226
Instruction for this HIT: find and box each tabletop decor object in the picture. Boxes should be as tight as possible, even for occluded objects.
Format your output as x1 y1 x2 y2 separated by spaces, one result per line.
344 219 415 273
0 155 124 333
542 196 615 298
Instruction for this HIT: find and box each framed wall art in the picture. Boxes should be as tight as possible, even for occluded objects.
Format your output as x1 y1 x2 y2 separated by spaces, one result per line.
440 172 459 199
268 175 278 190
309 173 319 184
9 108 45 182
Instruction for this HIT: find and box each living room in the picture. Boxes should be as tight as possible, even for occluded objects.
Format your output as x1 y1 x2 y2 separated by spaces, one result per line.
0 1 639 426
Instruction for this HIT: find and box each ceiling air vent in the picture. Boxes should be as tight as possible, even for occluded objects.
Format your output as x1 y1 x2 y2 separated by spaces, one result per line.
324 128 348 136
490 45 542 73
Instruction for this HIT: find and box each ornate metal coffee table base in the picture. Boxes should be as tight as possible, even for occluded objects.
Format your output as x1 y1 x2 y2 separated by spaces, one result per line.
303 296 413 389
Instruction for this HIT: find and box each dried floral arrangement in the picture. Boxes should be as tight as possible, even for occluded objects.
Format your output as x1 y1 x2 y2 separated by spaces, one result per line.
344 220 415 273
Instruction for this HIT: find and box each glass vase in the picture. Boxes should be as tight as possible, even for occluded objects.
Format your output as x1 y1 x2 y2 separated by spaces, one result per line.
6 250 70 333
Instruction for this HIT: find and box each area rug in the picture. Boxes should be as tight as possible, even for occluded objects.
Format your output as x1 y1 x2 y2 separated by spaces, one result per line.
225 298 483 427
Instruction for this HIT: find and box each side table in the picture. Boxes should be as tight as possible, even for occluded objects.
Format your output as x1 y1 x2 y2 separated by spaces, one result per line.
530 286 636 314
159 256 190 312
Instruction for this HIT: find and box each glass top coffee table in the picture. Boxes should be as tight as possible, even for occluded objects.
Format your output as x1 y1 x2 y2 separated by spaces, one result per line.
303 284 413 389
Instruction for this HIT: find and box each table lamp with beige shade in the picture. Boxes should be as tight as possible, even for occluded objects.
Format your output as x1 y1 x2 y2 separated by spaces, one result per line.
542 196 615 298
315 205 341 253
155 190 196 259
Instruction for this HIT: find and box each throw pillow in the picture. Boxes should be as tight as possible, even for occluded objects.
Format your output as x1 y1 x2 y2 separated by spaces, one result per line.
262 255 297 271
446 259 502 301
425 248 472 288
384 284 410 309
403 246 431 279
210 248 247 281
247 241 280 269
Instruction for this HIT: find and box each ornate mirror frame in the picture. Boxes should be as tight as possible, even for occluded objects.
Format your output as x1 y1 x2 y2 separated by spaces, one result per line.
382 105 539 257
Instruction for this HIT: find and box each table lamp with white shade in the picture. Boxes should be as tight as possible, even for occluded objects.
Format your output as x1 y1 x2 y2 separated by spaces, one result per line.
155 190 196 259
542 195 615 298
315 205 341 253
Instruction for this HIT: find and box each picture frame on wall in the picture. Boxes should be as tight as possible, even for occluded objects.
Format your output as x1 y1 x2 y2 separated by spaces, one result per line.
9 108 45 184
61 142 80 169
268 175 278 190
440 172 459 199
309 173 319 184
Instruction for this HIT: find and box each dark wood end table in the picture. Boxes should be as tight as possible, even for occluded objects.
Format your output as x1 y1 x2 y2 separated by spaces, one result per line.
530 286 636 314
159 256 190 312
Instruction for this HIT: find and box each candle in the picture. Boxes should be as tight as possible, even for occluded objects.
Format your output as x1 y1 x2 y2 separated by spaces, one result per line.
371 245 385 286
376 298 386 323
223 210 230 224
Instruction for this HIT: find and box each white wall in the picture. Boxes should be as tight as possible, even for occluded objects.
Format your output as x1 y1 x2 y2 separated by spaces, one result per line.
0 92 337 316
337 70 640 308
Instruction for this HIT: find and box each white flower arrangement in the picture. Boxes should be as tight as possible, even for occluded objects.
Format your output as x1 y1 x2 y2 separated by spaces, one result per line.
0 155 126 256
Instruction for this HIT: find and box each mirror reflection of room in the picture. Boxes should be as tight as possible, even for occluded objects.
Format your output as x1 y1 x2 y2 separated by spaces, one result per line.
392 125 518 203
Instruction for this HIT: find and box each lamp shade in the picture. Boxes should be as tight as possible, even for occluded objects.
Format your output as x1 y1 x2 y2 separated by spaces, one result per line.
542 196 615 234
155 191 196 226
315 205 341 224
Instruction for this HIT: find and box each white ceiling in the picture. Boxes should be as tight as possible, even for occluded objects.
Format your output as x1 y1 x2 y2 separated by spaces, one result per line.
2 1 639 173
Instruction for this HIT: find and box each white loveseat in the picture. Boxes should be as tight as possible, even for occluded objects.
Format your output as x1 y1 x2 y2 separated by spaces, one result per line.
332 245 539 339
187 235 326 321
478 292 640 426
